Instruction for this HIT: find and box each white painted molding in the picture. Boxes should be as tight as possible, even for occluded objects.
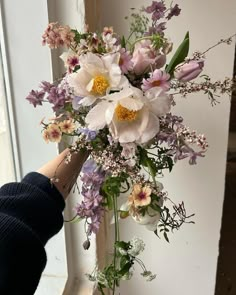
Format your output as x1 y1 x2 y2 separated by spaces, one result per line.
0 2 21 181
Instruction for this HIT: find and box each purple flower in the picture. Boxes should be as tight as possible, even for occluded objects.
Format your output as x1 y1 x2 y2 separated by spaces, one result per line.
144 1 166 21
72 96 83 110
166 4 181 20
39 81 54 93
174 60 204 82
82 159 98 174
75 160 106 235
48 86 67 111
146 22 166 36
78 128 97 141
26 90 45 107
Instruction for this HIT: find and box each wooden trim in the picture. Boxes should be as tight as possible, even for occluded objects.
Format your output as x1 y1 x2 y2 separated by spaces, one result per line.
84 0 102 31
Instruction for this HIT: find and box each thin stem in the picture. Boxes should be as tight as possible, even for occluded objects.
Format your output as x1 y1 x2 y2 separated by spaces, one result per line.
130 36 152 50
112 194 120 294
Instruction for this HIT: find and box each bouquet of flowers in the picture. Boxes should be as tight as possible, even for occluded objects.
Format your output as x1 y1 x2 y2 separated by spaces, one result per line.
26 1 235 293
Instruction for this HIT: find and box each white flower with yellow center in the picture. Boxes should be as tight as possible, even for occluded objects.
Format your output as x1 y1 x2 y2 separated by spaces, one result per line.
85 86 171 144
67 52 125 106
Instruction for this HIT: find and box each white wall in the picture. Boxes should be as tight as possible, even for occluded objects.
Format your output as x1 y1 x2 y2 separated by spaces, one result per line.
100 0 236 294
2 1 97 295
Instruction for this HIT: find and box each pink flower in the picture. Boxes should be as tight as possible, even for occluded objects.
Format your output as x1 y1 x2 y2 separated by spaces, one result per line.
42 23 75 49
119 48 133 74
174 60 204 82
128 184 152 207
142 69 170 91
131 40 166 75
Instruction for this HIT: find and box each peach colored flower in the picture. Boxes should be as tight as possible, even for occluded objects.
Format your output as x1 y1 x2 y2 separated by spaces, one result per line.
42 129 50 143
47 123 62 143
59 119 76 134
128 184 152 207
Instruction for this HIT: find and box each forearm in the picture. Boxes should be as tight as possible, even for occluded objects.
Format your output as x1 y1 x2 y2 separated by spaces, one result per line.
37 148 89 199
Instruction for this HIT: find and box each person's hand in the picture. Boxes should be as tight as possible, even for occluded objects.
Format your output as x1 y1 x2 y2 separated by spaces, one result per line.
37 148 89 199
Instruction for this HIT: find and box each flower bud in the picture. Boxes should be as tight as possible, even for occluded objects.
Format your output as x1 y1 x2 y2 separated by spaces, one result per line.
83 239 91 250
174 60 204 82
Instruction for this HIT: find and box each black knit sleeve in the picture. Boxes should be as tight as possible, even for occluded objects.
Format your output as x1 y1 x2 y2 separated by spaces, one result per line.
0 172 65 295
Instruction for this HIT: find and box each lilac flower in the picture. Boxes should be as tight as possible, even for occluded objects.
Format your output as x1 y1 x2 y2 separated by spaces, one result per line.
142 69 170 91
166 4 181 20
78 128 97 141
72 96 83 110
82 159 98 174
75 160 105 235
39 81 54 93
144 1 166 21
48 86 67 111
146 22 166 36
26 90 45 107
156 113 207 164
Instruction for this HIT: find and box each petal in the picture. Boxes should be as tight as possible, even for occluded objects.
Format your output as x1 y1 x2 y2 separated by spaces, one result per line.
103 86 133 102
79 52 105 76
133 184 141 194
109 64 122 87
146 87 171 116
138 112 160 143
119 96 144 111
150 95 171 116
110 120 141 143
68 70 91 97
105 103 116 124
111 109 149 143
85 101 109 130
79 96 96 106
143 187 152 196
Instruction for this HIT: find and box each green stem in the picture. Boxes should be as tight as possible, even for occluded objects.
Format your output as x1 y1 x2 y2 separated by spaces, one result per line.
112 194 120 294
146 161 157 188
130 36 152 50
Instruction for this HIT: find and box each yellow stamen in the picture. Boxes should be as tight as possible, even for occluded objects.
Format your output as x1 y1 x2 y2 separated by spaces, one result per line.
115 103 138 122
91 75 109 95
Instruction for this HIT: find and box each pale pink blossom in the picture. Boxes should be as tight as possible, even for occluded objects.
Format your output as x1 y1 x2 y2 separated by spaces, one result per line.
174 60 204 82
119 48 133 74
131 40 166 75
142 69 170 91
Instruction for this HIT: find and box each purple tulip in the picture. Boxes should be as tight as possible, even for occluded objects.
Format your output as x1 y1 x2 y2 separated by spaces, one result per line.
174 60 204 82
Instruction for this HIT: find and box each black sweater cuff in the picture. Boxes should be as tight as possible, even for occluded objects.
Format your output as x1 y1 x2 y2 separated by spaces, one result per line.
0 172 65 245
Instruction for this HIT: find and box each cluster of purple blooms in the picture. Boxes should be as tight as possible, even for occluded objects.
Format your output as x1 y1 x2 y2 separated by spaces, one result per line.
157 113 207 165
75 159 106 235
144 1 181 34
26 81 67 111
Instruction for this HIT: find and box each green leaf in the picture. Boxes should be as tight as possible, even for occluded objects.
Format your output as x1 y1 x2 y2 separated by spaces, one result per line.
166 32 190 74
121 35 126 48
120 256 128 268
118 262 133 276
115 241 130 250
166 156 174 172
139 148 157 177
164 231 170 243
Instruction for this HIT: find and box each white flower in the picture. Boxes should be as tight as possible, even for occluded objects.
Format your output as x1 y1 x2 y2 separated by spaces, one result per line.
67 52 124 106
132 208 161 231
128 237 145 257
85 85 171 144
102 33 118 52
121 142 137 167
